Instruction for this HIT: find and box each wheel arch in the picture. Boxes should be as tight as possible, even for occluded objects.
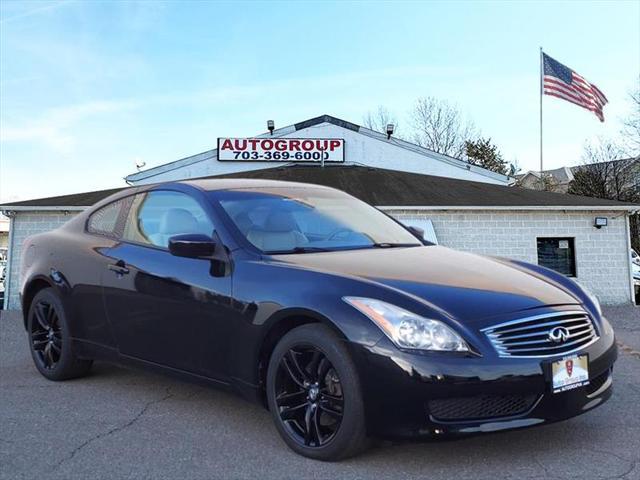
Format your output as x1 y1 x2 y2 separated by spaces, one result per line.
21 277 55 330
256 309 349 407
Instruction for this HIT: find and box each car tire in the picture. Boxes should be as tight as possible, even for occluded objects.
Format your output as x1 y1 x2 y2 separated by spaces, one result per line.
266 323 368 461
27 288 92 381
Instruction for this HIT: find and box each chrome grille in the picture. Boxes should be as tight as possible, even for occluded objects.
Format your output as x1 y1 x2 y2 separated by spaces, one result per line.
482 311 598 358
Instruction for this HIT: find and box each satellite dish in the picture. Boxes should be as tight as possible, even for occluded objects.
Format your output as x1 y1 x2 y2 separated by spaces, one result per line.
135 158 146 171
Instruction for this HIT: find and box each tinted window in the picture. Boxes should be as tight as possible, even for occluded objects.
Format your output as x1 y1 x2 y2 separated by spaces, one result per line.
537 237 576 277
123 191 215 248
87 198 131 238
216 188 421 253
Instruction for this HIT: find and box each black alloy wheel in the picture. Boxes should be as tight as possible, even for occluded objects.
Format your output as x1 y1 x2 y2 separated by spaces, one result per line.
267 324 368 461
31 300 63 370
275 346 344 447
27 288 92 381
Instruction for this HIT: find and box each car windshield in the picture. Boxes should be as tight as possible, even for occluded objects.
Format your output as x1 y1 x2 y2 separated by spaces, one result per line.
215 187 422 254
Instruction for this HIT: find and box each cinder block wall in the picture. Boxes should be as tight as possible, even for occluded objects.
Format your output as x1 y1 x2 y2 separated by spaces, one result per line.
389 209 632 305
5 212 78 309
4 208 632 309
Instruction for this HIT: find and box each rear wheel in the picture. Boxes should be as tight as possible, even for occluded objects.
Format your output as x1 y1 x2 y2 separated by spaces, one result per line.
266 324 368 461
27 288 92 381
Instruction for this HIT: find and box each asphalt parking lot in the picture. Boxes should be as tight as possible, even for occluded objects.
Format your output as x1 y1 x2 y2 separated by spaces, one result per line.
1 307 639 480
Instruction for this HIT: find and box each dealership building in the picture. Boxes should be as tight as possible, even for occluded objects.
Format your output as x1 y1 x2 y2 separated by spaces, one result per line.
1 114 637 309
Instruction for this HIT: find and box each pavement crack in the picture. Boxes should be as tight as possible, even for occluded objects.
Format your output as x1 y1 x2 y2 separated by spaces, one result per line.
585 446 635 465
616 341 640 360
618 460 638 480
532 455 563 480
532 448 637 480
586 447 638 480
183 387 205 400
52 387 174 471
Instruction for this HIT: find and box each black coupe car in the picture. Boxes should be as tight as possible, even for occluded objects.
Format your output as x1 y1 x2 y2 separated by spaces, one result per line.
20 179 616 460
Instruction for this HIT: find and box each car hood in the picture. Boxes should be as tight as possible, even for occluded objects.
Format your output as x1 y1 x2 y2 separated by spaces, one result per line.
272 246 581 321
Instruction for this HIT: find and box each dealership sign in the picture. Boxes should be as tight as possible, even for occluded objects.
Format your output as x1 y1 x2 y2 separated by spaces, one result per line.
217 138 345 162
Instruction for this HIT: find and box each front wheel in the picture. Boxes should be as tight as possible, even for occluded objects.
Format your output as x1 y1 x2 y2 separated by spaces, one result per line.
266 324 368 461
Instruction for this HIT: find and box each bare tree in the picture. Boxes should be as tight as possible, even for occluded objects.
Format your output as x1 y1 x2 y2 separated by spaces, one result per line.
409 97 477 158
621 79 640 154
363 106 399 135
569 138 639 250
569 139 638 202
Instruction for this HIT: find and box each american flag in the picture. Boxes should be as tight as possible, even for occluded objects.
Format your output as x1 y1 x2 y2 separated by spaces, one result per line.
542 53 608 122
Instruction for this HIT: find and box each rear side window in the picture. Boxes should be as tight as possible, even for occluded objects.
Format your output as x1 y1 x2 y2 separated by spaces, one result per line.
87 198 131 238
122 191 215 248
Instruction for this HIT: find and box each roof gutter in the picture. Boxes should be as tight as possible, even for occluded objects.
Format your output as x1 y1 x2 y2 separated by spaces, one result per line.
0 206 88 214
0 205 635 213
125 150 217 183
377 205 639 212
356 127 510 183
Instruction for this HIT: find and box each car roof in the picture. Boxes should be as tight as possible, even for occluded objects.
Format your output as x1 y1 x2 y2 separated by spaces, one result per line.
181 178 337 192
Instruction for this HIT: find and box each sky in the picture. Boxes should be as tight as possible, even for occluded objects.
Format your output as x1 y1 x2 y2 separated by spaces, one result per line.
1 0 639 203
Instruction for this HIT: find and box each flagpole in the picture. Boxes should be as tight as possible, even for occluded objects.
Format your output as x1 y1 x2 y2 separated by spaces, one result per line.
539 46 544 190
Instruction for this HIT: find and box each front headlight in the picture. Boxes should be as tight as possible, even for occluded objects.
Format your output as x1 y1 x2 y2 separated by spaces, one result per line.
575 281 602 316
343 297 468 352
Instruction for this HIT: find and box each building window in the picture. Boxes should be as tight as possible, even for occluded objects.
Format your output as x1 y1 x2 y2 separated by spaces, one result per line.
537 237 576 277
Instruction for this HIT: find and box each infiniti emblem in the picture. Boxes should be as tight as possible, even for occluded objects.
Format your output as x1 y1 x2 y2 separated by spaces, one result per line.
548 326 570 343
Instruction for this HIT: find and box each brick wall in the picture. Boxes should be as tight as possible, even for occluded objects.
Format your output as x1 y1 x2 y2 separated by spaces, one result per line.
4 212 78 309
3 208 632 309
388 209 632 305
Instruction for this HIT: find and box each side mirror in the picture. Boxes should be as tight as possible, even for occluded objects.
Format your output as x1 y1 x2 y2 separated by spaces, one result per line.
168 234 216 258
407 226 425 239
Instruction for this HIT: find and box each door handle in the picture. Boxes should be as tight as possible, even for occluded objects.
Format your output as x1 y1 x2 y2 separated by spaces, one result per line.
108 262 129 275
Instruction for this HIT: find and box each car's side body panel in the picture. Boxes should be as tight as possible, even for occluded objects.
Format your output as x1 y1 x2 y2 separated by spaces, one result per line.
101 239 234 380
21 226 118 351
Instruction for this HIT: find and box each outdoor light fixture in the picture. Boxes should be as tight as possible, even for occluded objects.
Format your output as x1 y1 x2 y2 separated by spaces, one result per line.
594 217 608 229
386 123 395 139
267 120 275 135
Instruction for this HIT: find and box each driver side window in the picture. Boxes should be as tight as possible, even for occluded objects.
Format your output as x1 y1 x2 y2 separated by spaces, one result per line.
122 191 215 248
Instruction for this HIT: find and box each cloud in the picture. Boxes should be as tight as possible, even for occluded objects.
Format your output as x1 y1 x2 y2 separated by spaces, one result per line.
0 0 75 25
1 124 73 153
0 99 137 154
0 64 479 158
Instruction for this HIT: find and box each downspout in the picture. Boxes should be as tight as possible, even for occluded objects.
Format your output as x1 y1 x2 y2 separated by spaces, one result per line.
2 212 15 310
624 213 636 305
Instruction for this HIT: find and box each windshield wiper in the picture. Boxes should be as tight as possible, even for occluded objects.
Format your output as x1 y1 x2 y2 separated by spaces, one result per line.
270 246 333 254
371 242 421 248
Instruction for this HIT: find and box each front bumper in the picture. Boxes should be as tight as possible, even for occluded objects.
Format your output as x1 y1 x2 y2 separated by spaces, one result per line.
349 322 617 439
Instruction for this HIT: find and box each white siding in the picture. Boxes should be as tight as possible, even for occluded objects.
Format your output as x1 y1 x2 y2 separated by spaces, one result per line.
4 209 632 309
390 210 632 305
127 122 508 186
4 212 78 310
